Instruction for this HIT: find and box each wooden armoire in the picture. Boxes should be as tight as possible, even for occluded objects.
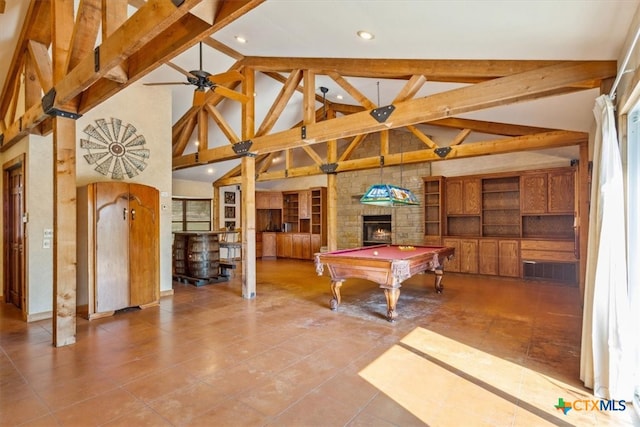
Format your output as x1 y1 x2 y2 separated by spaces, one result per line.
77 182 159 319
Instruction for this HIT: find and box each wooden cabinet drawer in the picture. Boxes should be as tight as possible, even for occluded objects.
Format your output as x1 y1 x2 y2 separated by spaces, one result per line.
521 239 576 262
520 240 574 252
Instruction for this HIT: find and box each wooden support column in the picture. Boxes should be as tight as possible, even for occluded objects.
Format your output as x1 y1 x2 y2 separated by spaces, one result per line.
327 173 338 251
241 66 256 298
241 155 256 298
52 116 77 347
52 0 77 347
326 109 338 251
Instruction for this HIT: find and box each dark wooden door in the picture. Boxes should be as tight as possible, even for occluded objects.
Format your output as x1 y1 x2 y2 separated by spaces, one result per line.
4 163 25 309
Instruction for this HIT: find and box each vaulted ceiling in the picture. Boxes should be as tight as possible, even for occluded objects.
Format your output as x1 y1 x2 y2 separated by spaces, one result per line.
1 0 638 185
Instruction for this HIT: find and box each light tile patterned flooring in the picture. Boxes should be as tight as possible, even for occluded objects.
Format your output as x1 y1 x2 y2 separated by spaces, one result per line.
1 259 638 426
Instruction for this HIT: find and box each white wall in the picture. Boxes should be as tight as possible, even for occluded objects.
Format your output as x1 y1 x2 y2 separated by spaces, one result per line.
172 179 213 198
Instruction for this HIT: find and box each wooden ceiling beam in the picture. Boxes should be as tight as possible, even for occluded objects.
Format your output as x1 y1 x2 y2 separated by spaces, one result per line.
327 71 376 109
1 0 204 150
0 0 50 119
67 0 101 72
174 60 614 168
426 117 556 136
242 57 614 85
215 130 587 186
27 40 53 93
205 103 240 143
256 69 303 136
406 125 438 149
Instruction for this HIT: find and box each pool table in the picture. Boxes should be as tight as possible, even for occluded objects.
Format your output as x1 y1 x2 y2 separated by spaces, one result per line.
314 244 455 322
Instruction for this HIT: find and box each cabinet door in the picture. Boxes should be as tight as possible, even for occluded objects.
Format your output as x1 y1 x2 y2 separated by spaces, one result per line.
445 179 463 215
463 179 481 214
521 174 547 213
446 178 480 215
459 239 478 273
95 182 130 312
298 190 311 219
498 240 520 277
548 171 574 213
478 240 498 275
292 234 311 259
442 238 461 272
262 233 277 257
311 234 321 256
276 233 292 258
269 192 283 209
256 192 269 209
128 184 159 307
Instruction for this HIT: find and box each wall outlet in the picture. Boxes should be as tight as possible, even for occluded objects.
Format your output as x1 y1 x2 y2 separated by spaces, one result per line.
42 239 51 249
44 229 53 238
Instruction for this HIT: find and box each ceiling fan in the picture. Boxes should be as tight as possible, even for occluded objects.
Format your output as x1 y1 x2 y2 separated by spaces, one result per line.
144 42 248 105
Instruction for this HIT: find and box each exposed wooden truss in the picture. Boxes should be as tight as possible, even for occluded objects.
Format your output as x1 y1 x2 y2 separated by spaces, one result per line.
170 58 612 185
0 0 265 149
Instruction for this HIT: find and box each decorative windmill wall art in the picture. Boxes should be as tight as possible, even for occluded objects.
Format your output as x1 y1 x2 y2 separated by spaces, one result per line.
80 118 150 180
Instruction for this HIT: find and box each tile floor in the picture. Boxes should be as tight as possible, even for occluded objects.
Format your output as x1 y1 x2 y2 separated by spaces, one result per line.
1 259 638 426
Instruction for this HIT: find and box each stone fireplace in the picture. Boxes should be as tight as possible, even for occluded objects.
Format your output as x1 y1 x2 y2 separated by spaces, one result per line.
362 214 392 246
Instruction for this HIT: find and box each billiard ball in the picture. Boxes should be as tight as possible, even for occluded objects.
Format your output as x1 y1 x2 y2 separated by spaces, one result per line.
373 250 379 256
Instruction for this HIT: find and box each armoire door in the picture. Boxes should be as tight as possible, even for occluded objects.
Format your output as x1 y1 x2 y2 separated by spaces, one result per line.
128 183 159 306
95 182 130 312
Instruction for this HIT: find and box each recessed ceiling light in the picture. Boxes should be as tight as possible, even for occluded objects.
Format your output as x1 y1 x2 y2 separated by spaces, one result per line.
336 94 343 100
357 30 374 40
235 36 247 44
194 141 199 146
207 168 214 174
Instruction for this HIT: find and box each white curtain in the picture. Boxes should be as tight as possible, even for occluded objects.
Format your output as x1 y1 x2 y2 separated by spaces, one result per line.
580 95 634 400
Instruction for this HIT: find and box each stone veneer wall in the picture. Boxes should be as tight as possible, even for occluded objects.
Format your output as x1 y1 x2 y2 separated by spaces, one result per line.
336 130 431 249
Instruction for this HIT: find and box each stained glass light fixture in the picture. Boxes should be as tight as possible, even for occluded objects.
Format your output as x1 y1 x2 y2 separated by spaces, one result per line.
360 83 419 207
360 183 419 206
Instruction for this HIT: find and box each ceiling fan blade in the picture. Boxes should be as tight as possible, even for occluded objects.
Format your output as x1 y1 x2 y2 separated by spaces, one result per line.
193 89 207 107
165 62 195 79
211 85 250 103
144 82 191 86
207 70 244 85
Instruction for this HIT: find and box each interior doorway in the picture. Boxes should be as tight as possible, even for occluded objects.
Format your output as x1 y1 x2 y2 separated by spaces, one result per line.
3 154 26 315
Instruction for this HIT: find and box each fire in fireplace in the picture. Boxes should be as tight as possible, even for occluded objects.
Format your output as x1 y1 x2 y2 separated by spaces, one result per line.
362 215 392 246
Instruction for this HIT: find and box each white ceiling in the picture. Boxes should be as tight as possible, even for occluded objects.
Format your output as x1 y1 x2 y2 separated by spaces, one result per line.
2 0 639 183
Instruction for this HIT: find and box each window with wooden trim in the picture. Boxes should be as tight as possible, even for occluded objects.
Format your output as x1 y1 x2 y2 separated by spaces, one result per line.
172 198 212 232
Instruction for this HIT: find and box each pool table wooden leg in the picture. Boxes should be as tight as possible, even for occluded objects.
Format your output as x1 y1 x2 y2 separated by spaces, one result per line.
330 280 343 310
434 268 444 293
383 288 400 322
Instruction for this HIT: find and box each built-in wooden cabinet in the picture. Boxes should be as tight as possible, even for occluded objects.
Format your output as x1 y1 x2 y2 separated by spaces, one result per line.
498 240 520 277
423 176 444 245
283 192 299 231
256 188 326 260
262 232 277 258
292 233 311 259
482 176 520 237
521 170 574 214
256 191 283 209
276 233 292 258
478 239 499 275
427 166 578 283
298 190 311 219
77 182 159 319
446 177 481 215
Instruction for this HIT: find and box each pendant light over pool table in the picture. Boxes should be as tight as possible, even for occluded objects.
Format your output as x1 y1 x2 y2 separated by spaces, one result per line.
360 82 419 207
